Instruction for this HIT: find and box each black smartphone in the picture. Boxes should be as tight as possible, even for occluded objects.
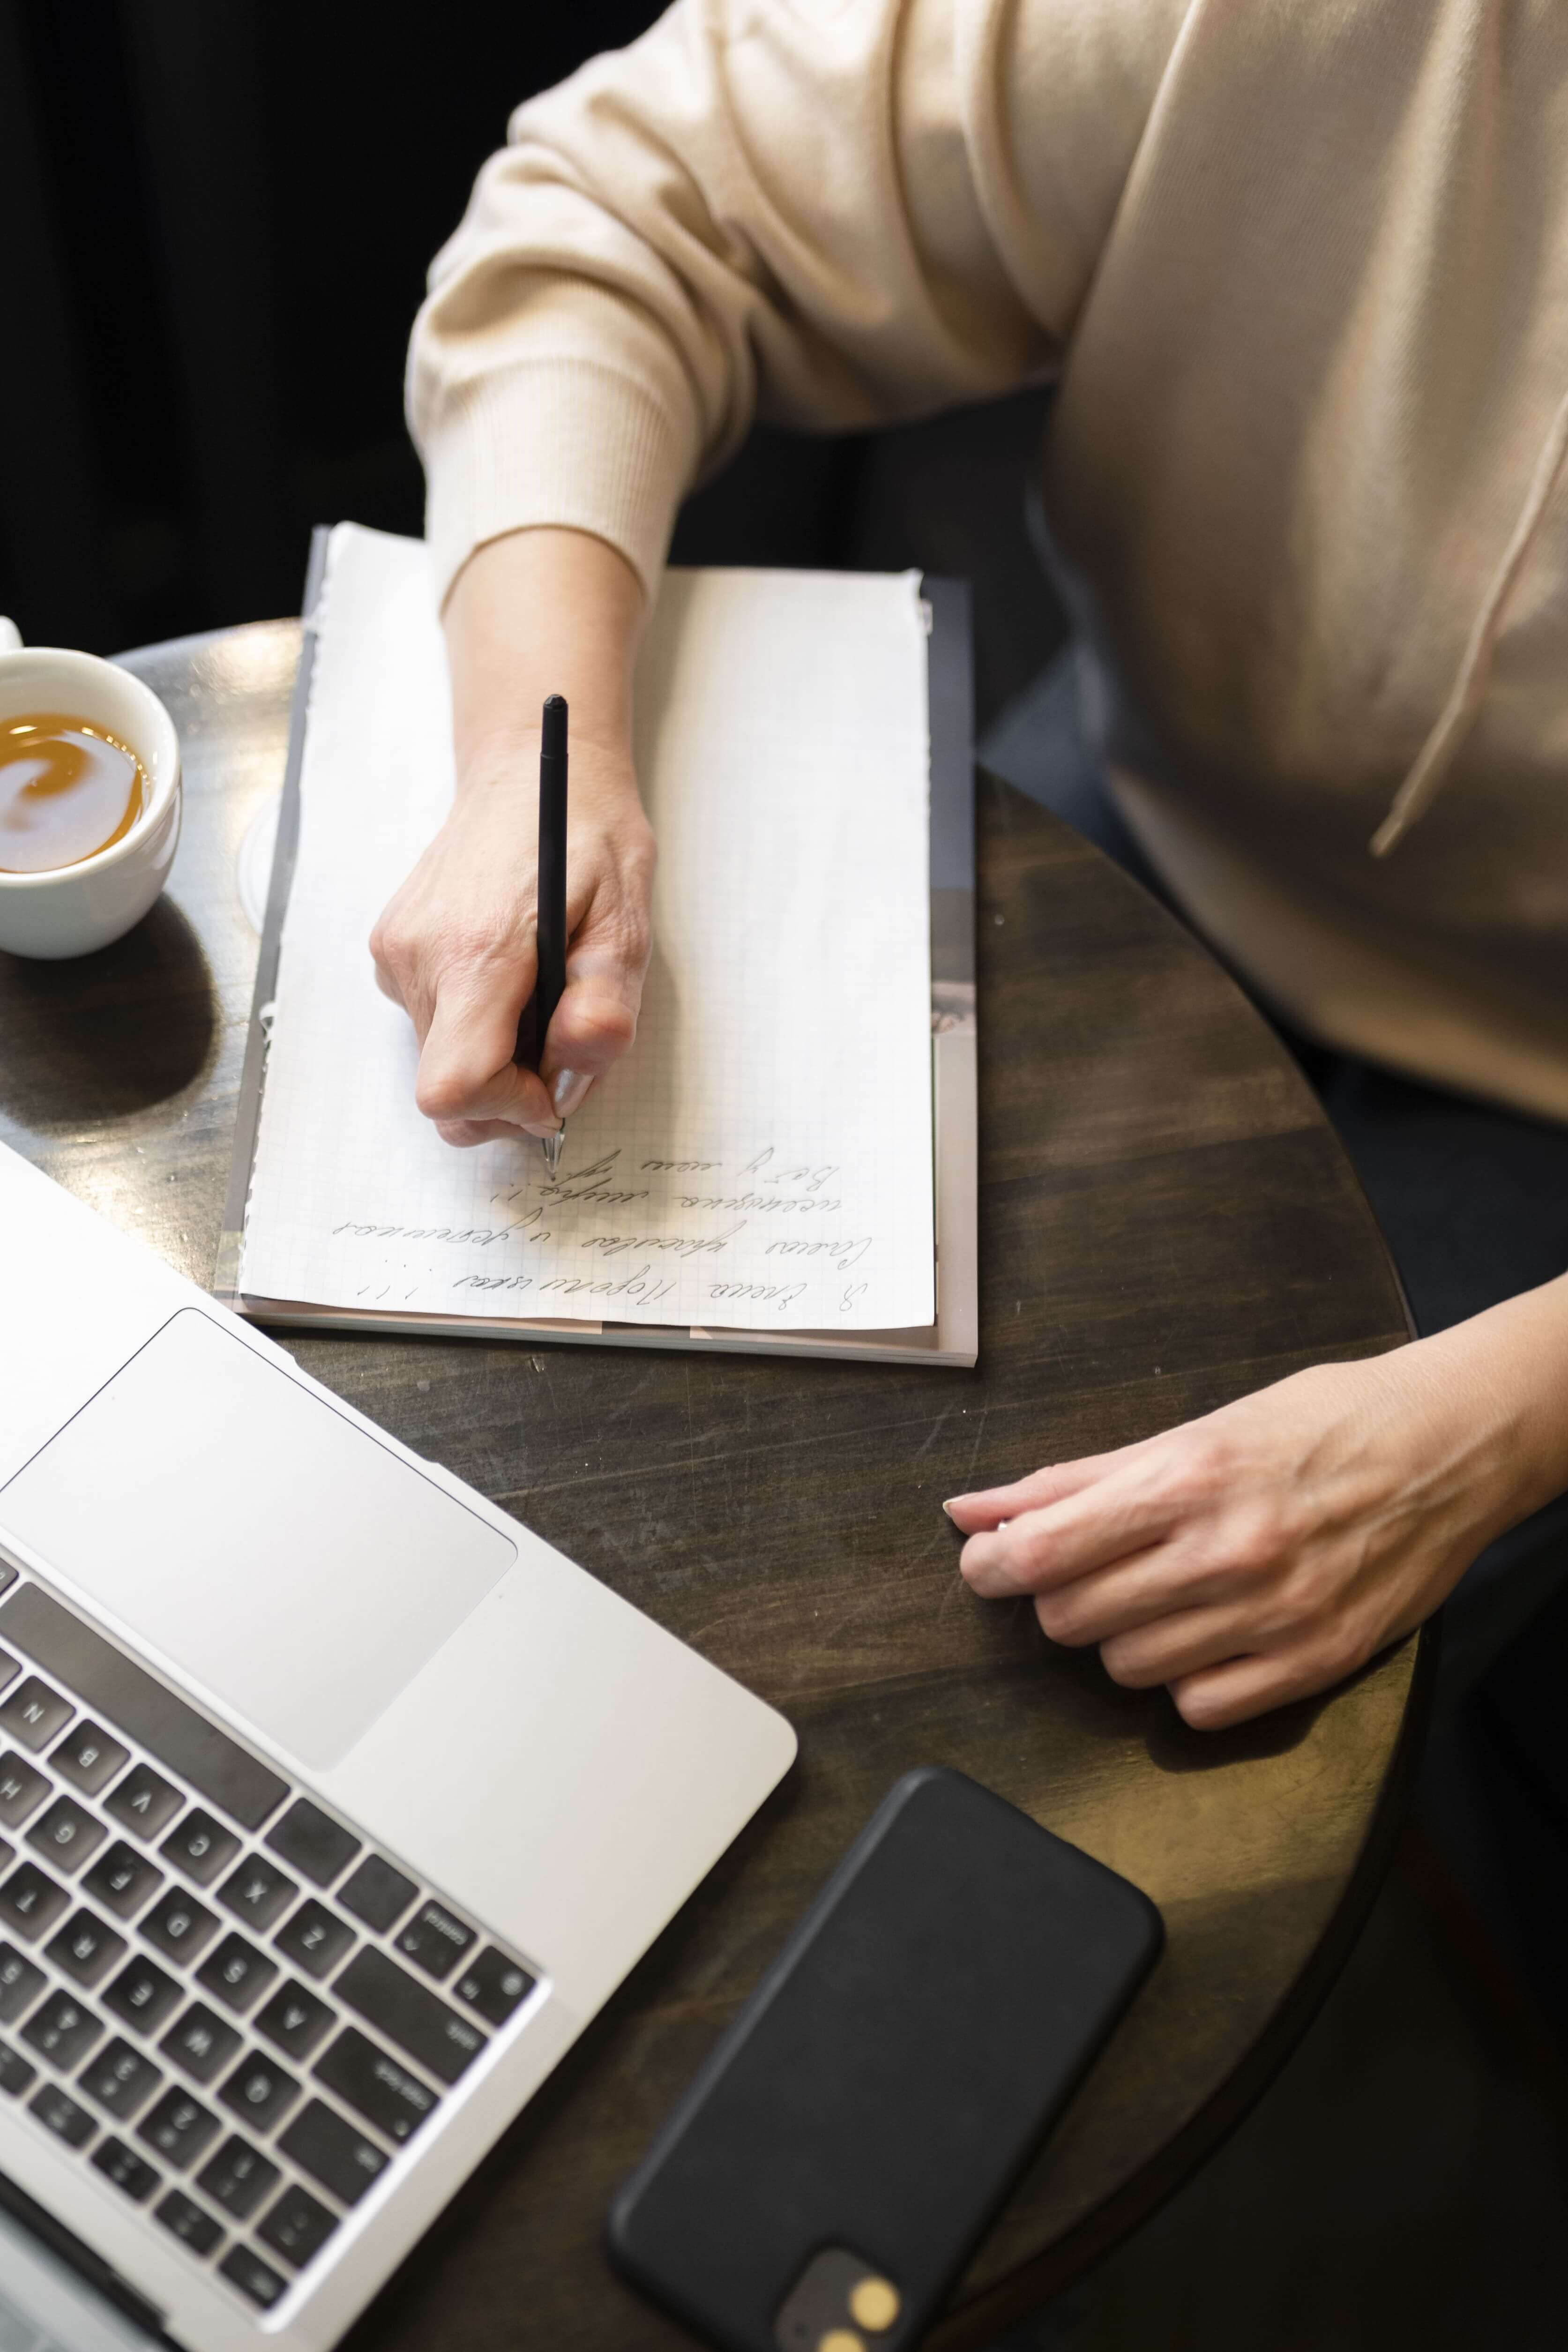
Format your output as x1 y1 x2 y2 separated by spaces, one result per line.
607 1766 1163 2352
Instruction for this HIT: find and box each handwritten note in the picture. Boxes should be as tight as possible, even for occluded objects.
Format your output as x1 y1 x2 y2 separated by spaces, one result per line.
239 526 935 1331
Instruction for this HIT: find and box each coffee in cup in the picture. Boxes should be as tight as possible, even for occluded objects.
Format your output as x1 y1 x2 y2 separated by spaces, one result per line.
0 712 149 874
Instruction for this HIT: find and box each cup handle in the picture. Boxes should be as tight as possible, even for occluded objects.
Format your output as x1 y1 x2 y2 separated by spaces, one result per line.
0 618 20 653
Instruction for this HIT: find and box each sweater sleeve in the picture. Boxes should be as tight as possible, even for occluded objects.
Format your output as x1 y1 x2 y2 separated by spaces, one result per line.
407 0 1185 607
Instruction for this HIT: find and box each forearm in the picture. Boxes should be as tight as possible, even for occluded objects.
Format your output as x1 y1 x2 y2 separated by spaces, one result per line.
444 526 645 789
1407 1269 1568 1539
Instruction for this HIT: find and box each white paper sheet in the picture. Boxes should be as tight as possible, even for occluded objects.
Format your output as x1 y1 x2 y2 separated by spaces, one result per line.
240 525 934 1331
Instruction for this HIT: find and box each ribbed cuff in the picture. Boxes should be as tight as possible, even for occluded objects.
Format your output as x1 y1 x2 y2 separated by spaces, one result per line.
421 357 697 610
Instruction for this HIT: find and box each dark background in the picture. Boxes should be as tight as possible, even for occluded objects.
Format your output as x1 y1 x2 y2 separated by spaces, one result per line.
0 0 1062 723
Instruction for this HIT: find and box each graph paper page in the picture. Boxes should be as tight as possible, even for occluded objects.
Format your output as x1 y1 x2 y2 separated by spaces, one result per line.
239 526 935 1331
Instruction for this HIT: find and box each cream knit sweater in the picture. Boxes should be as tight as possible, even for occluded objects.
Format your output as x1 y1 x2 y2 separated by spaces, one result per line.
409 0 1568 1120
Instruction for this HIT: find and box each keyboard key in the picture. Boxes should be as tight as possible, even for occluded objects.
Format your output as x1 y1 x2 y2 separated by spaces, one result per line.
338 1853 417 1935
104 1954 182 2036
0 1859 68 1941
217 1855 297 1933
155 2188 224 2256
218 2246 287 2310
52 1721 129 1798
105 1762 183 1843
393 1899 475 1983
197 1933 277 2016
30 2082 95 2148
314 2026 439 2144
82 1844 163 1922
0 2037 38 2096
137 2086 220 2170
274 1898 353 1982
0 1643 17 1692
255 1981 335 2063
0 1752 50 1829
47 1909 128 1988
334 1947 487 2085
78 2038 163 2120
453 1946 537 2028
258 2180 338 2270
91 2135 160 2204
278 2098 388 2207
26 1795 104 1875
160 1810 239 1888
197 2134 280 2222
140 1887 219 1966
22 1989 102 2068
159 2002 241 2086
0 1941 45 2024
264 1800 359 1889
0 1586 289 1832
219 2051 300 2133
0 1678 72 1754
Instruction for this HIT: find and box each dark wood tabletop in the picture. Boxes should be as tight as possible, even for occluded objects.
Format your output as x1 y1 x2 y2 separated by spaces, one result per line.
0 621 1428 2351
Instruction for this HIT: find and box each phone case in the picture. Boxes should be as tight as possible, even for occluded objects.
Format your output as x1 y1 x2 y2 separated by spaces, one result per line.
607 1766 1163 2352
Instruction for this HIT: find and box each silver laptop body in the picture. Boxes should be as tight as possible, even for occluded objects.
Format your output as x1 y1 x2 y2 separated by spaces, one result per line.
0 1140 796 2351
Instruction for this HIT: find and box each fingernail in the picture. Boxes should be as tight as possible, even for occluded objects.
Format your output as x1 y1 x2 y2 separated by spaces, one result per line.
522 1116 564 1140
941 1499 959 1520
552 1068 593 1118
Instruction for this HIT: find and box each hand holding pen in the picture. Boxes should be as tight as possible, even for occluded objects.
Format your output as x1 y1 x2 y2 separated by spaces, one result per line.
367 530 656 1158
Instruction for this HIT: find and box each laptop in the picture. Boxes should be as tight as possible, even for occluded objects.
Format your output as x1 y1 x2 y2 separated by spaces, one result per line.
0 1138 796 2350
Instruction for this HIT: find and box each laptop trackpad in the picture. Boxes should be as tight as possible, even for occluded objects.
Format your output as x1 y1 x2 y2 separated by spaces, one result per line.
0 1310 515 1770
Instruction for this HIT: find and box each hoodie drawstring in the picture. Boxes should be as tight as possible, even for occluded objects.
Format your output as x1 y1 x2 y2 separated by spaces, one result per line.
1371 379 1568 857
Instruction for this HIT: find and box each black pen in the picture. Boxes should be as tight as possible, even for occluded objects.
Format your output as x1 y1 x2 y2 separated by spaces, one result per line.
516 694 568 1177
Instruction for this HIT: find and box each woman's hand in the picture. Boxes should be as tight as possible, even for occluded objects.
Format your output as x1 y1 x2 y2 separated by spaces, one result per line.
946 1283 1568 1728
369 525 651 1146
370 737 653 1145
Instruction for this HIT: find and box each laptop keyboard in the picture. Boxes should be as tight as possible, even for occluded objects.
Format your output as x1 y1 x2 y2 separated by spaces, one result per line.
0 1564 539 2319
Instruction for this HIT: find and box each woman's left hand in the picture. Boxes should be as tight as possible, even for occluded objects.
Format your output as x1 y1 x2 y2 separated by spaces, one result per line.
945 1325 1552 1729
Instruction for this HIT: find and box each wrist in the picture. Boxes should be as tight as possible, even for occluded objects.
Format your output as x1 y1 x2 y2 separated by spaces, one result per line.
1393 1274 1568 1538
445 526 643 784
454 725 641 811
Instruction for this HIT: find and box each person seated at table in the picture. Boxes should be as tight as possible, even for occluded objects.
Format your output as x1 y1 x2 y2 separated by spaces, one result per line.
371 0 1568 1732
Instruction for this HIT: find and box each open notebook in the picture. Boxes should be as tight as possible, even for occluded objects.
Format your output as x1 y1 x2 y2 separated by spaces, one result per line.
218 524 976 1365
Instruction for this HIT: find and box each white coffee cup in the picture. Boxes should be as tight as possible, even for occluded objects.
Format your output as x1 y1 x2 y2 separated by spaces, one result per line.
0 620 182 959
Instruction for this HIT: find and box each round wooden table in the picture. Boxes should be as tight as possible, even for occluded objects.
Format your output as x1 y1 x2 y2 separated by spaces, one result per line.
0 624 1428 2350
